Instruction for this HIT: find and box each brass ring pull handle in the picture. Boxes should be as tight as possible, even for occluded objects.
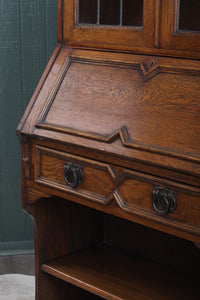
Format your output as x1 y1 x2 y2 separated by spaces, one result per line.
64 162 83 188
152 187 176 216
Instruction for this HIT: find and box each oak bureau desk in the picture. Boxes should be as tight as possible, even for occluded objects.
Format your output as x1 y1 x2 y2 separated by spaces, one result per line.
17 1 200 299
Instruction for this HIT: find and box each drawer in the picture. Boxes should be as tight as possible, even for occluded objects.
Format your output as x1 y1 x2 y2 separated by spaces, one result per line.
114 169 200 234
34 145 200 236
34 145 115 205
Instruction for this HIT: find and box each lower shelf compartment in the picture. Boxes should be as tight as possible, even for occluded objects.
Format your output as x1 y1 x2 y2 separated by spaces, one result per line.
41 245 199 300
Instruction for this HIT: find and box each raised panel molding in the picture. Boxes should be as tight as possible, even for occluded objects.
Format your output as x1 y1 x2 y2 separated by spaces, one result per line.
113 170 200 236
35 55 200 164
34 145 115 205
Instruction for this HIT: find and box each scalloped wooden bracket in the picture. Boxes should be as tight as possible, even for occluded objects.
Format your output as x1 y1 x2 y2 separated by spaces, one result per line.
26 187 52 205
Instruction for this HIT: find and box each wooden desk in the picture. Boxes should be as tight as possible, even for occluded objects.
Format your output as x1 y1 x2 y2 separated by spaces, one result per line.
17 1 200 299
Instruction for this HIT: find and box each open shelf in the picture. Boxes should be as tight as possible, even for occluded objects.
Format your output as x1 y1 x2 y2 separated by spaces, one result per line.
41 245 199 300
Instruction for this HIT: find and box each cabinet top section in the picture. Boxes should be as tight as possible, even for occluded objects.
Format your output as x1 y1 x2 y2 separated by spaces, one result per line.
17 46 200 177
57 0 200 59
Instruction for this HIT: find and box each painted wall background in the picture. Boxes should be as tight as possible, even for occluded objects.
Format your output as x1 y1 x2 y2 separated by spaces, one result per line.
0 0 57 253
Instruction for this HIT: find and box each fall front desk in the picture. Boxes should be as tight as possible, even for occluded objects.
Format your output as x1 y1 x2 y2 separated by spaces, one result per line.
17 1 200 299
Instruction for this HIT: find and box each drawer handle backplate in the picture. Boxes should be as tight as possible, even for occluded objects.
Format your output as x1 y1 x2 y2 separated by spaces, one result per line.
152 187 176 216
64 162 83 188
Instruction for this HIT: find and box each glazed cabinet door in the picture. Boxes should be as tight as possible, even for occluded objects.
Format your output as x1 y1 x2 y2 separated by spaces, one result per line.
63 0 156 51
160 0 200 53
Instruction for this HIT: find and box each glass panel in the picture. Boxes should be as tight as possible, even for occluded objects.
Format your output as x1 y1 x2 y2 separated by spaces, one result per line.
79 0 97 24
78 0 144 27
178 0 200 31
100 0 120 25
122 0 143 26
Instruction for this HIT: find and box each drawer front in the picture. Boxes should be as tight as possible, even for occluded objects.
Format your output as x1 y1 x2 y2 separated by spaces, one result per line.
114 170 200 233
34 145 200 236
34 146 115 205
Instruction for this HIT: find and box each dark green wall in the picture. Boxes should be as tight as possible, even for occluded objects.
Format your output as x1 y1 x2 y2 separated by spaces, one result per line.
0 0 57 252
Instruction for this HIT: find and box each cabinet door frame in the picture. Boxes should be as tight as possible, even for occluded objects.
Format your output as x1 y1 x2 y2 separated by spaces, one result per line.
160 0 200 52
63 0 156 52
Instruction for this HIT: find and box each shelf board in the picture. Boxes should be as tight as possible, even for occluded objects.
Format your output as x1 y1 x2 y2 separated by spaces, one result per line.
41 245 199 300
